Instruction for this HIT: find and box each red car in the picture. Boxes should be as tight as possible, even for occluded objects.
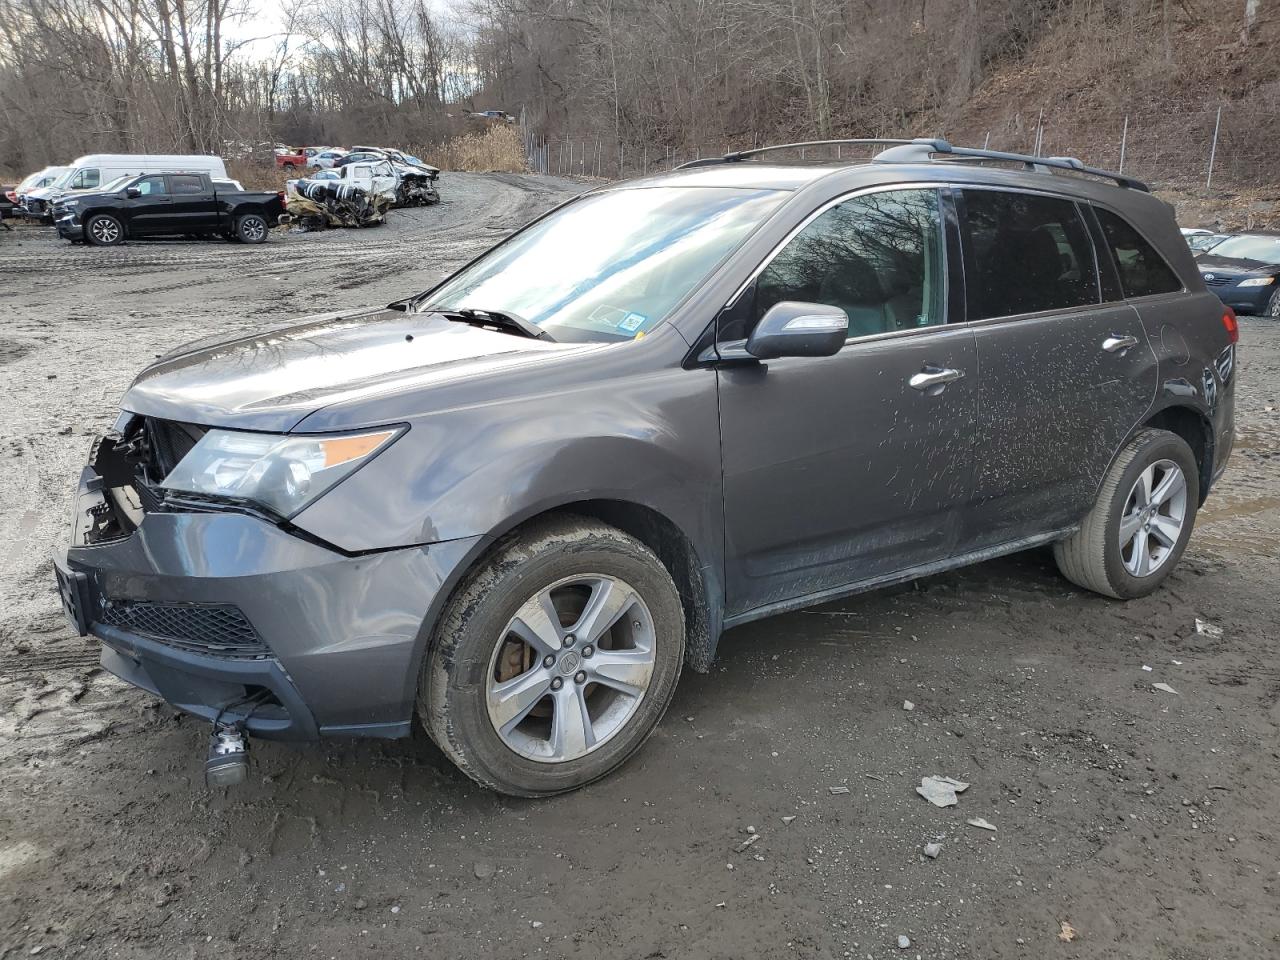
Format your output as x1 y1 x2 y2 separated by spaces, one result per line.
275 149 307 170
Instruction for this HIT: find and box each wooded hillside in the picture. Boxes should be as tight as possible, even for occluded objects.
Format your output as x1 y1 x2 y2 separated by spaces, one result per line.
0 0 1275 191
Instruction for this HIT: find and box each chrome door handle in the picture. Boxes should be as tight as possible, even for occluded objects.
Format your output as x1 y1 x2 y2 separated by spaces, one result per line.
1102 334 1139 353
909 366 965 391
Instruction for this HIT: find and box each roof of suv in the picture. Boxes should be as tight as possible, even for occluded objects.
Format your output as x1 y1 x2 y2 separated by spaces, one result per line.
632 158 1140 196
624 139 1150 197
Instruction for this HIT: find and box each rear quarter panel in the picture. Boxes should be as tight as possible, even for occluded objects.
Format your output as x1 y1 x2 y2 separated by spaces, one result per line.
1096 191 1235 490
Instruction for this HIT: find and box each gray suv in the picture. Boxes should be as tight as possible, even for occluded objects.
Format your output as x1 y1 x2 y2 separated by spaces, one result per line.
54 139 1237 796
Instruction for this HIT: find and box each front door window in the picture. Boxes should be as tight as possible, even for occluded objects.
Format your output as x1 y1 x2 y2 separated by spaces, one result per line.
722 189 945 342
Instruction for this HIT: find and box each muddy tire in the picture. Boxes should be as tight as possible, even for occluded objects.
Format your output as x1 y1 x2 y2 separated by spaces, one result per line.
85 214 124 246
421 516 685 797
235 213 268 244
1054 429 1199 599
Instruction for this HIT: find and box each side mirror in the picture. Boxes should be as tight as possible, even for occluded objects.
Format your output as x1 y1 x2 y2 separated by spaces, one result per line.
745 301 849 360
125 186 141 198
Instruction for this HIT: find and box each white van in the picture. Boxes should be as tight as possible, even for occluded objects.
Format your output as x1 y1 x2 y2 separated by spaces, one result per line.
23 154 228 219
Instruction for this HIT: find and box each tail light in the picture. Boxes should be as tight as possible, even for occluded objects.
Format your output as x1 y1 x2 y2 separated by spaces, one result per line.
4 191 15 203
1221 307 1239 344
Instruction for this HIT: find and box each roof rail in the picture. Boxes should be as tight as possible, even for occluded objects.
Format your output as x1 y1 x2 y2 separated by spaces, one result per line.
677 138 914 169
873 138 1149 192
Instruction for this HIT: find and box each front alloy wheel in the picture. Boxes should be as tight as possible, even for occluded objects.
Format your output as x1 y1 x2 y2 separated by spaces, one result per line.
86 214 123 246
1266 287 1280 318
422 517 685 796
486 575 656 763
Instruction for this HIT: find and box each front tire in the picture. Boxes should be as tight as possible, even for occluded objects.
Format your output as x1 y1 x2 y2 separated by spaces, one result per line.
421 517 685 797
1265 287 1280 319
235 213 268 244
1054 429 1199 599
85 214 124 246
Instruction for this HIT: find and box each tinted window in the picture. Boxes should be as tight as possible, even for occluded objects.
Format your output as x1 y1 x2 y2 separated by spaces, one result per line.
1096 208 1183 296
169 175 205 195
749 189 945 339
961 190 1099 319
134 176 166 196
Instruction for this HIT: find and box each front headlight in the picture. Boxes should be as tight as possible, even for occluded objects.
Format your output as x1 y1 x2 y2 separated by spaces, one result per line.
161 427 401 517
1237 276 1275 287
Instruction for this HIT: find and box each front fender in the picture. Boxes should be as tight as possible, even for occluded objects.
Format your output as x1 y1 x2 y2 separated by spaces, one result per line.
290 366 724 567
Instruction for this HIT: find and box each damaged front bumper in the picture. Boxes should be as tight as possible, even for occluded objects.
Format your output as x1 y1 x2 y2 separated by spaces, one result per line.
55 213 84 241
54 431 481 740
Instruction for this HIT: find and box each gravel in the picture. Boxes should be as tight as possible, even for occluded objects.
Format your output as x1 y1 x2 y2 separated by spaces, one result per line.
1 175 1278 958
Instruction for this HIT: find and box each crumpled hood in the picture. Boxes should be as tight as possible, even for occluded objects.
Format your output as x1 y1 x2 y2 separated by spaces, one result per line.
123 308 585 432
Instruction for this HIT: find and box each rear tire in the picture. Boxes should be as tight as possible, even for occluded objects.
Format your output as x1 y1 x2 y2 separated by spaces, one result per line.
85 214 124 246
421 516 685 797
235 213 268 244
1054 429 1199 599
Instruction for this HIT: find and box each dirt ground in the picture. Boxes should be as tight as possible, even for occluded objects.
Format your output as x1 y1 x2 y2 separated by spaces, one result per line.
1 174 1277 960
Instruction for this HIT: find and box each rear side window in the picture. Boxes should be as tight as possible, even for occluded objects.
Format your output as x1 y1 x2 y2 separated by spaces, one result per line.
169 175 205 195
1095 208 1182 298
751 189 946 339
960 190 1100 319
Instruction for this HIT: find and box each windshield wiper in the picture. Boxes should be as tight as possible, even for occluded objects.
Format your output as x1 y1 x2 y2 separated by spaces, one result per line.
437 307 554 342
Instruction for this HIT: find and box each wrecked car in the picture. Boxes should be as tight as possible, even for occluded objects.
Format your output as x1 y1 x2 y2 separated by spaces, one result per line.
391 163 440 207
284 176 391 229
54 138 1234 797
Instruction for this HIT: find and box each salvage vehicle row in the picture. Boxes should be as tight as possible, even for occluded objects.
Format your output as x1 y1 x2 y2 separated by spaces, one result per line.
5 143 443 246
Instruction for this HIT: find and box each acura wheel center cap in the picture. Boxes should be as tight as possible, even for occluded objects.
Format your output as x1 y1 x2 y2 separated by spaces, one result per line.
558 652 582 676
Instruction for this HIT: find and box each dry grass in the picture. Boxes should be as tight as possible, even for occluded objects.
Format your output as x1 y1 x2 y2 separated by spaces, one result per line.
225 160 294 191
421 125 527 174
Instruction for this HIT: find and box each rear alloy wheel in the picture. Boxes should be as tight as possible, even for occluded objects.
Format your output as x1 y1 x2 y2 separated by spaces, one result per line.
1266 287 1280 318
422 517 685 796
1054 429 1199 599
86 214 123 246
235 213 268 244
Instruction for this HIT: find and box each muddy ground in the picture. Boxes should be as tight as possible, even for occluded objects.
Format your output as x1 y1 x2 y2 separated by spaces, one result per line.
1 173 1277 960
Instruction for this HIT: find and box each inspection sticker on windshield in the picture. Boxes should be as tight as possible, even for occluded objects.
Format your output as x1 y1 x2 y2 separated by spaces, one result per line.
619 312 647 333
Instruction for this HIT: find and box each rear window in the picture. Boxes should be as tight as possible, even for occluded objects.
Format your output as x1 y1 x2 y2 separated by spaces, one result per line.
169 175 205 195
1095 208 1182 298
960 190 1100 320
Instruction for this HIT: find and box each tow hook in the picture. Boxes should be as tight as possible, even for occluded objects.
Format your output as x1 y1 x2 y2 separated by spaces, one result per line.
205 724 250 787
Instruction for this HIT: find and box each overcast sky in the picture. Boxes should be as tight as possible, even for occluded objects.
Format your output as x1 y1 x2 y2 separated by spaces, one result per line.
224 5 289 56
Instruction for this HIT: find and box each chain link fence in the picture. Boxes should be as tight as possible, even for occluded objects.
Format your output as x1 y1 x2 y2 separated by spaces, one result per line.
523 101 1280 197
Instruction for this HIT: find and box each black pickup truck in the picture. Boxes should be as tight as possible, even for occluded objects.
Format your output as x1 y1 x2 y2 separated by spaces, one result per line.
55 172 286 246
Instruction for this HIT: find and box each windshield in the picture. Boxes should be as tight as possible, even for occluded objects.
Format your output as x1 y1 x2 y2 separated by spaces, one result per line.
50 167 77 189
425 186 785 342
97 176 132 193
1209 234 1280 265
